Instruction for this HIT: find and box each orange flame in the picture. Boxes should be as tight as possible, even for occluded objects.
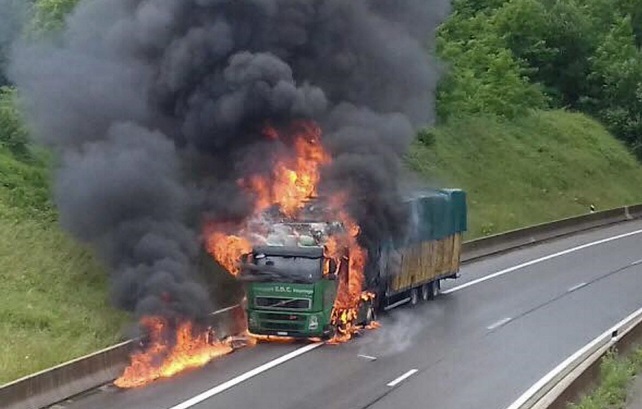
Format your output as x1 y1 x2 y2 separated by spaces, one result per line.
243 121 331 217
326 208 371 344
205 231 252 276
204 119 376 346
116 120 373 389
114 317 233 389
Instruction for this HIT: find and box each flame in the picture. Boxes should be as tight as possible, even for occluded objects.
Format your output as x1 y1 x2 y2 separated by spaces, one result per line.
117 120 373 389
243 121 330 217
114 317 233 389
205 231 252 276
325 208 371 344
204 119 377 346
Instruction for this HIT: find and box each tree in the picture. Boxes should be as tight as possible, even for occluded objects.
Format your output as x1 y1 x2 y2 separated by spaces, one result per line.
586 16 642 157
0 87 30 158
491 0 601 108
437 11 548 120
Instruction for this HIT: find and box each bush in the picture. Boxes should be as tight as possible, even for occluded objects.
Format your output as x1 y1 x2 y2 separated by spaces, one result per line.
0 87 30 159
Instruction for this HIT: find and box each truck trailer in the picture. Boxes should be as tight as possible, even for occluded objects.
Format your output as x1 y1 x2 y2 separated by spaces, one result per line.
237 189 467 339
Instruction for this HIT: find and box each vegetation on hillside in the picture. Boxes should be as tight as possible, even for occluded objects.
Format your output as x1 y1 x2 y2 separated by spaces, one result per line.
409 110 642 237
437 0 642 157
0 89 127 384
1 0 642 384
570 349 642 409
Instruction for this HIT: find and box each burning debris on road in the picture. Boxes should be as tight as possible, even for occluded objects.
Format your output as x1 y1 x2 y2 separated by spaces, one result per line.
10 0 449 388
114 317 234 389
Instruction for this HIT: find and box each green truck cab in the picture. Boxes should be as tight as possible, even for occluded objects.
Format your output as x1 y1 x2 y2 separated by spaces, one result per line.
238 245 341 338
236 189 467 339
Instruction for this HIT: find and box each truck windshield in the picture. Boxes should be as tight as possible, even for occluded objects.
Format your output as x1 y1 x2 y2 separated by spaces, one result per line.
248 255 323 282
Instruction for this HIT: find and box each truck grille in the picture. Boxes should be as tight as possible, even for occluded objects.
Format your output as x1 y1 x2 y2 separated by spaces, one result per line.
258 312 305 321
260 322 303 331
255 296 311 310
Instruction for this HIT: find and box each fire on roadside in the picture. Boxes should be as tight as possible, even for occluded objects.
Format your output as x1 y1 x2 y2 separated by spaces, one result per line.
207 120 377 344
116 120 377 389
114 317 233 389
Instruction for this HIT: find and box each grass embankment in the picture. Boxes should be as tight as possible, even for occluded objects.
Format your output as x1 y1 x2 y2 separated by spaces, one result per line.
4 109 642 384
0 150 126 384
570 348 642 409
408 110 642 238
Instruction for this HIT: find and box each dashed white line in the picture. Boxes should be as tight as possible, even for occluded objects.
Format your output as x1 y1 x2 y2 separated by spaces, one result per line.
358 354 378 361
487 317 512 331
166 342 322 409
164 227 642 409
442 228 642 295
567 282 587 293
386 369 419 387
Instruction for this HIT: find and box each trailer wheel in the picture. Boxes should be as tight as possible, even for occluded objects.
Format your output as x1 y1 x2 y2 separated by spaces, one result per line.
410 288 419 306
420 284 430 301
429 280 440 299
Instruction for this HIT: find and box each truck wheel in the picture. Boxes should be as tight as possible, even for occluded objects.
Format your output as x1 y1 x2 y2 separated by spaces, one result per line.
322 325 336 341
429 280 440 299
410 288 419 306
420 284 430 301
366 304 376 324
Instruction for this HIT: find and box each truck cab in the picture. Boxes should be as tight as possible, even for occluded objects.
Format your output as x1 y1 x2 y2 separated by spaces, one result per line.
238 245 340 338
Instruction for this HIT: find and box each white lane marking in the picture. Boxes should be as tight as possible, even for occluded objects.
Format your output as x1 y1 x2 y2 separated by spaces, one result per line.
443 228 642 295
166 342 322 409
358 354 378 361
567 282 587 293
166 228 642 409
504 306 642 409
487 317 512 331
386 369 419 387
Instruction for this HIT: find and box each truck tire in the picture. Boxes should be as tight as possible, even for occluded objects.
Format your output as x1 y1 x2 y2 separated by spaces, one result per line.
420 284 430 301
322 325 336 341
365 304 376 325
358 300 377 326
410 288 419 306
429 280 440 299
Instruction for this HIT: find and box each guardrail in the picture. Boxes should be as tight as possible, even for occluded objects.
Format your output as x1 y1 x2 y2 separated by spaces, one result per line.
2 203 642 409
0 305 247 409
506 306 642 409
462 204 642 262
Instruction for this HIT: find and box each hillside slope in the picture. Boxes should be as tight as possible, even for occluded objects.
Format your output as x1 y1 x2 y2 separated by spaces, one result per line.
0 150 126 383
408 110 642 237
3 109 642 383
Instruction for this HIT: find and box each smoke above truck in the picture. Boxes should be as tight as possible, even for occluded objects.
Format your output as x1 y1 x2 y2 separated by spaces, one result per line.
9 0 450 388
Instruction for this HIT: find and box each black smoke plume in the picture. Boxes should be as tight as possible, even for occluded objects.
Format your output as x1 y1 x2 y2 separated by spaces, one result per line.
10 0 449 321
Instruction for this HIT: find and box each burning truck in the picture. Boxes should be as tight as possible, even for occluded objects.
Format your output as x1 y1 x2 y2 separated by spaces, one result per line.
235 189 467 341
13 0 457 388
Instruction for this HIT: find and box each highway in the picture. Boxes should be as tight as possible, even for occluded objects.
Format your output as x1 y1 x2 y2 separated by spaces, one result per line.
61 220 642 409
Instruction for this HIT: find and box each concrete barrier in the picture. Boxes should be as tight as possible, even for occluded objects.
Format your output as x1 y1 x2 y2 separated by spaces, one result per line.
462 205 638 262
3 203 642 409
507 306 642 409
0 305 244 409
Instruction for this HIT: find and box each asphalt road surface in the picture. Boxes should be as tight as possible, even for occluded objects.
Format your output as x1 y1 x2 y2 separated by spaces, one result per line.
61 220 642 409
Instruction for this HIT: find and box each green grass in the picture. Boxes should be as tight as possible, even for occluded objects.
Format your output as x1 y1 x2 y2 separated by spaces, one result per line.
3 108 642 384
408 110 642 238
0 149 127 384
569 348 642 409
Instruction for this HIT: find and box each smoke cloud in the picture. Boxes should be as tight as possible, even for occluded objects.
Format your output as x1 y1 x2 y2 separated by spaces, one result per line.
0 0 28 86
9 0 449 320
